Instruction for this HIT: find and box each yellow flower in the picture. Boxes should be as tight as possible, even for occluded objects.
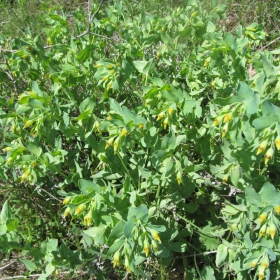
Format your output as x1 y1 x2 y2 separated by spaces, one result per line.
125 257 131 273
150 229 161 243
105 137 114 149
274 205 280 215
102 75 109 82
106 64 114 69
106 82 112 90
269 224 277 239
114 137 120 153
256 140 268 155
5 157 12 165
222 122 229 137
63 207 71 218
223 113 232 123
152 240 158 252
168 107 174 115
213 116 222 126
259 224 267 237
113 251 120 268
261 255 269 269
163 117 169 129
259 213 267 223
176 172 182 185
75 204 85 215
264 148 274 164
23 120 33 129
157 112 165 121
275 136 280 150
139 123 144 129
94 64 103 68
250 260 257 268
63 197 71 205
107 115 113 121
121 128 128 136
2 147 13 152
223 174 229 184
84 212 92 226
143 238 150 257
110 70 115 74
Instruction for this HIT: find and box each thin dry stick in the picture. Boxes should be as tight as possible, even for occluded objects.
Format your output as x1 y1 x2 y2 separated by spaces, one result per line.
261 36 280 50
74 0 107 39
0 261 16 271
39 188 63 203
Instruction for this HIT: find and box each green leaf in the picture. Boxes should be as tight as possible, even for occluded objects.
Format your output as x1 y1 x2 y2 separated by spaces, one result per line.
78 179 101 194
27 143 42 158
169 242 187 253
161 128 176 151
215 244 228 266
184 202 198 213
107 238 125 255
127 204 149 223
252 115 279 131
261 54 276 83
230 165 241 188
79 97 95 113
20 259 37 272
201 266 216 280
260 183 280 204
124 216 136 239
237 82 258 114
0 200 10 222
83 225 107 245
77 45 93 63
245 187 262 206
108 220 125 243
213 96 242 106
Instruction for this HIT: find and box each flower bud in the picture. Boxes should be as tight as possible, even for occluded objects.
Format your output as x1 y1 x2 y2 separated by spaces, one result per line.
163 117 169 129
139 123 144 129
250 260 258 268
222 122 229 137
223 174 229 184
125 256 132 273
121 128 128 137
2 147 13 152
258 267 265 280
168 107 174 115
261 255 269 269
176 172 182 185
264 148 274 164
5 157 13 165
114 137 120 153
23 120 33 129
256 140 268 155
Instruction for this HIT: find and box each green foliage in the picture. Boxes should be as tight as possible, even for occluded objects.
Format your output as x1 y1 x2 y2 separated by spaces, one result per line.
0 0 280 279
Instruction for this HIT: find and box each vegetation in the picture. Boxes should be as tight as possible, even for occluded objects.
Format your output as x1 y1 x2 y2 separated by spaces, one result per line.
0 0 280 279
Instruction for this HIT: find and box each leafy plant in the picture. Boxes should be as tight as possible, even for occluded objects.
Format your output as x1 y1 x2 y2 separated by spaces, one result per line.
0 0 280 279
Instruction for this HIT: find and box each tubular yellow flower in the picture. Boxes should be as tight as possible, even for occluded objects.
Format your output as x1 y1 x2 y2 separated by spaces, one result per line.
84 212 92 226
213 116 222 126
157 112 165 121
150 229 161 243
113 251 120 268
259 213 267 223
274 205 280 215
107 115 113 121
143 238 150 257
101 75 109 82
261 255 269 269
63 207 71 218
114 137 120 153
125 257 131 273
5 157 12 165
264 148 274 164
2 147 13 152
63 197 71 205
105 137 114 149
222 122 229 138
256 140 268 155
163 117 169 129
223 113 232 123
168 107 174 115
250 260 258 268
275 136 280 150
106 82 112 90
259 224 267 237
121 128 128 136
152 240 158 252
269 223 277 239
223 174 229 184
106 64 114 69
110 70 115 74
75 204 85 215
23 120 33 129
139 123 144 129
176 172 182 185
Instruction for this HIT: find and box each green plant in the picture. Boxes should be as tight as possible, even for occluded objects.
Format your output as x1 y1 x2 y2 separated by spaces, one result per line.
0 0 280 279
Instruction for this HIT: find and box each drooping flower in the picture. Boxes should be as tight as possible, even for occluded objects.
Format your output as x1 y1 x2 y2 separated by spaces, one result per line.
143 238 150 257
264 148 274 164
84 212 92 226
150 229 161 243
259 213 267 223
274 205 280 215
75 204 85 215
152 240 158 252
113 251 120 268
256 140 268 155
223 113 232 123
63 197 71 205
274 136 280 150
269 223 277 239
